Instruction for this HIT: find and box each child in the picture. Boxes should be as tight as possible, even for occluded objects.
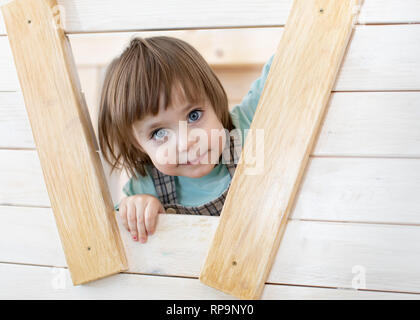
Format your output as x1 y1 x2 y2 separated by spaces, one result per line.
98 36 274 244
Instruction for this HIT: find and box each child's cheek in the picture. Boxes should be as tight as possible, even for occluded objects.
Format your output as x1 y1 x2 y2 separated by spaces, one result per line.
153 142 178 166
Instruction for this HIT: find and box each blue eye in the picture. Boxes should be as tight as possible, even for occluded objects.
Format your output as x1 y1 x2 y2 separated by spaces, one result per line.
188 109 203 123
151 128 168 141
150 109 203 141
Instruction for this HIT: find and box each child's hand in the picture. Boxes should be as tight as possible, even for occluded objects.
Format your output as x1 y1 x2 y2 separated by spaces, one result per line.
118 194 165 243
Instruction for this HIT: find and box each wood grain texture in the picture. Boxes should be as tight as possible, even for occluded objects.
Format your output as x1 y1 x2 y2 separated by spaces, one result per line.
2 263 419 300
2 206 420 294
3 24 420 92
3 91 420 158
1 0 419 35
2 150 420 225
0 0 419 300
1 0 127 284
199 0 363 299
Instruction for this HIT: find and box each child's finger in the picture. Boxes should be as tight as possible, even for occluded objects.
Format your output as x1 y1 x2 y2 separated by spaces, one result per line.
126 202 138 240
136 202 148 243
119 201 129 231
144 202 159 236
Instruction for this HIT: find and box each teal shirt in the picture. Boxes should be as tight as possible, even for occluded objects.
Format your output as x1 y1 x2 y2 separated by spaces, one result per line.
114 53 274 211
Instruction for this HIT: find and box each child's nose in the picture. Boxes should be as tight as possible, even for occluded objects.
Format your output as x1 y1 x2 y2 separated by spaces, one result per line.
177 133 197 153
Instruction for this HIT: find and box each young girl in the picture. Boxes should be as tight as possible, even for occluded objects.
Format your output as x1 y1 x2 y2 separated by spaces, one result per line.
98 36 274 244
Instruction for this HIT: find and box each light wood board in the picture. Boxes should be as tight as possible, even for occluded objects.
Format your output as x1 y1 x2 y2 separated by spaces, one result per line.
2 207 420 294
2 263 419 300
1 0 420 35
0 0 419 300
3 24 420 92
1 0 127 284
199 0 362 299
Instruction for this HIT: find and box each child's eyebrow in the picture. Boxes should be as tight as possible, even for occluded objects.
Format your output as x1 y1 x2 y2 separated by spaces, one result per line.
145 104 194 133
146 120 167 133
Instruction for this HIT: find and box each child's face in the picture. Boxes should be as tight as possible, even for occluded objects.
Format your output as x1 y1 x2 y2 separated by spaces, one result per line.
132 83 227 178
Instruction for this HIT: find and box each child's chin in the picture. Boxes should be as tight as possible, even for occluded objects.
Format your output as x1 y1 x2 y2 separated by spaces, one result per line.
180 162 215 178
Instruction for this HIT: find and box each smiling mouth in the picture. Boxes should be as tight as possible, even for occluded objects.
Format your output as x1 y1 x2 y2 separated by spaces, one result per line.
185 151 209 165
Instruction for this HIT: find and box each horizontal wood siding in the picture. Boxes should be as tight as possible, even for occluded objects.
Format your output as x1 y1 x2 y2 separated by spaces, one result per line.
1 0 420 35
0 0 419 299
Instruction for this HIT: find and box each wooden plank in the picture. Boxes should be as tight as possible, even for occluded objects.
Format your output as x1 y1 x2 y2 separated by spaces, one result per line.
2 91 420 157
1 0 420 35
67 29 282 67
2 24 420 92
1 0 127 284
199 0 362 299
2 206 420 294
314 92 420 157
0 150 51 207
293 157 420 223
334 24 420 91
0 92 33 149
357 0 420 24
0 34 20 91
2 150 420 225
2 264 418 300
65 24 420 92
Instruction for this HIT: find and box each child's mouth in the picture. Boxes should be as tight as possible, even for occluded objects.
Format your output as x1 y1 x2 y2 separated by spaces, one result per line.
186 151 208 165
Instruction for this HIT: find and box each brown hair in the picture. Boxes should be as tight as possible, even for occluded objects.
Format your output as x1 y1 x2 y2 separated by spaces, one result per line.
98 36 234 179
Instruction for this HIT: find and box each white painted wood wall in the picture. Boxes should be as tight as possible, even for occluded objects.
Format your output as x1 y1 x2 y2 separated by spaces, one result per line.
0 0 419 299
